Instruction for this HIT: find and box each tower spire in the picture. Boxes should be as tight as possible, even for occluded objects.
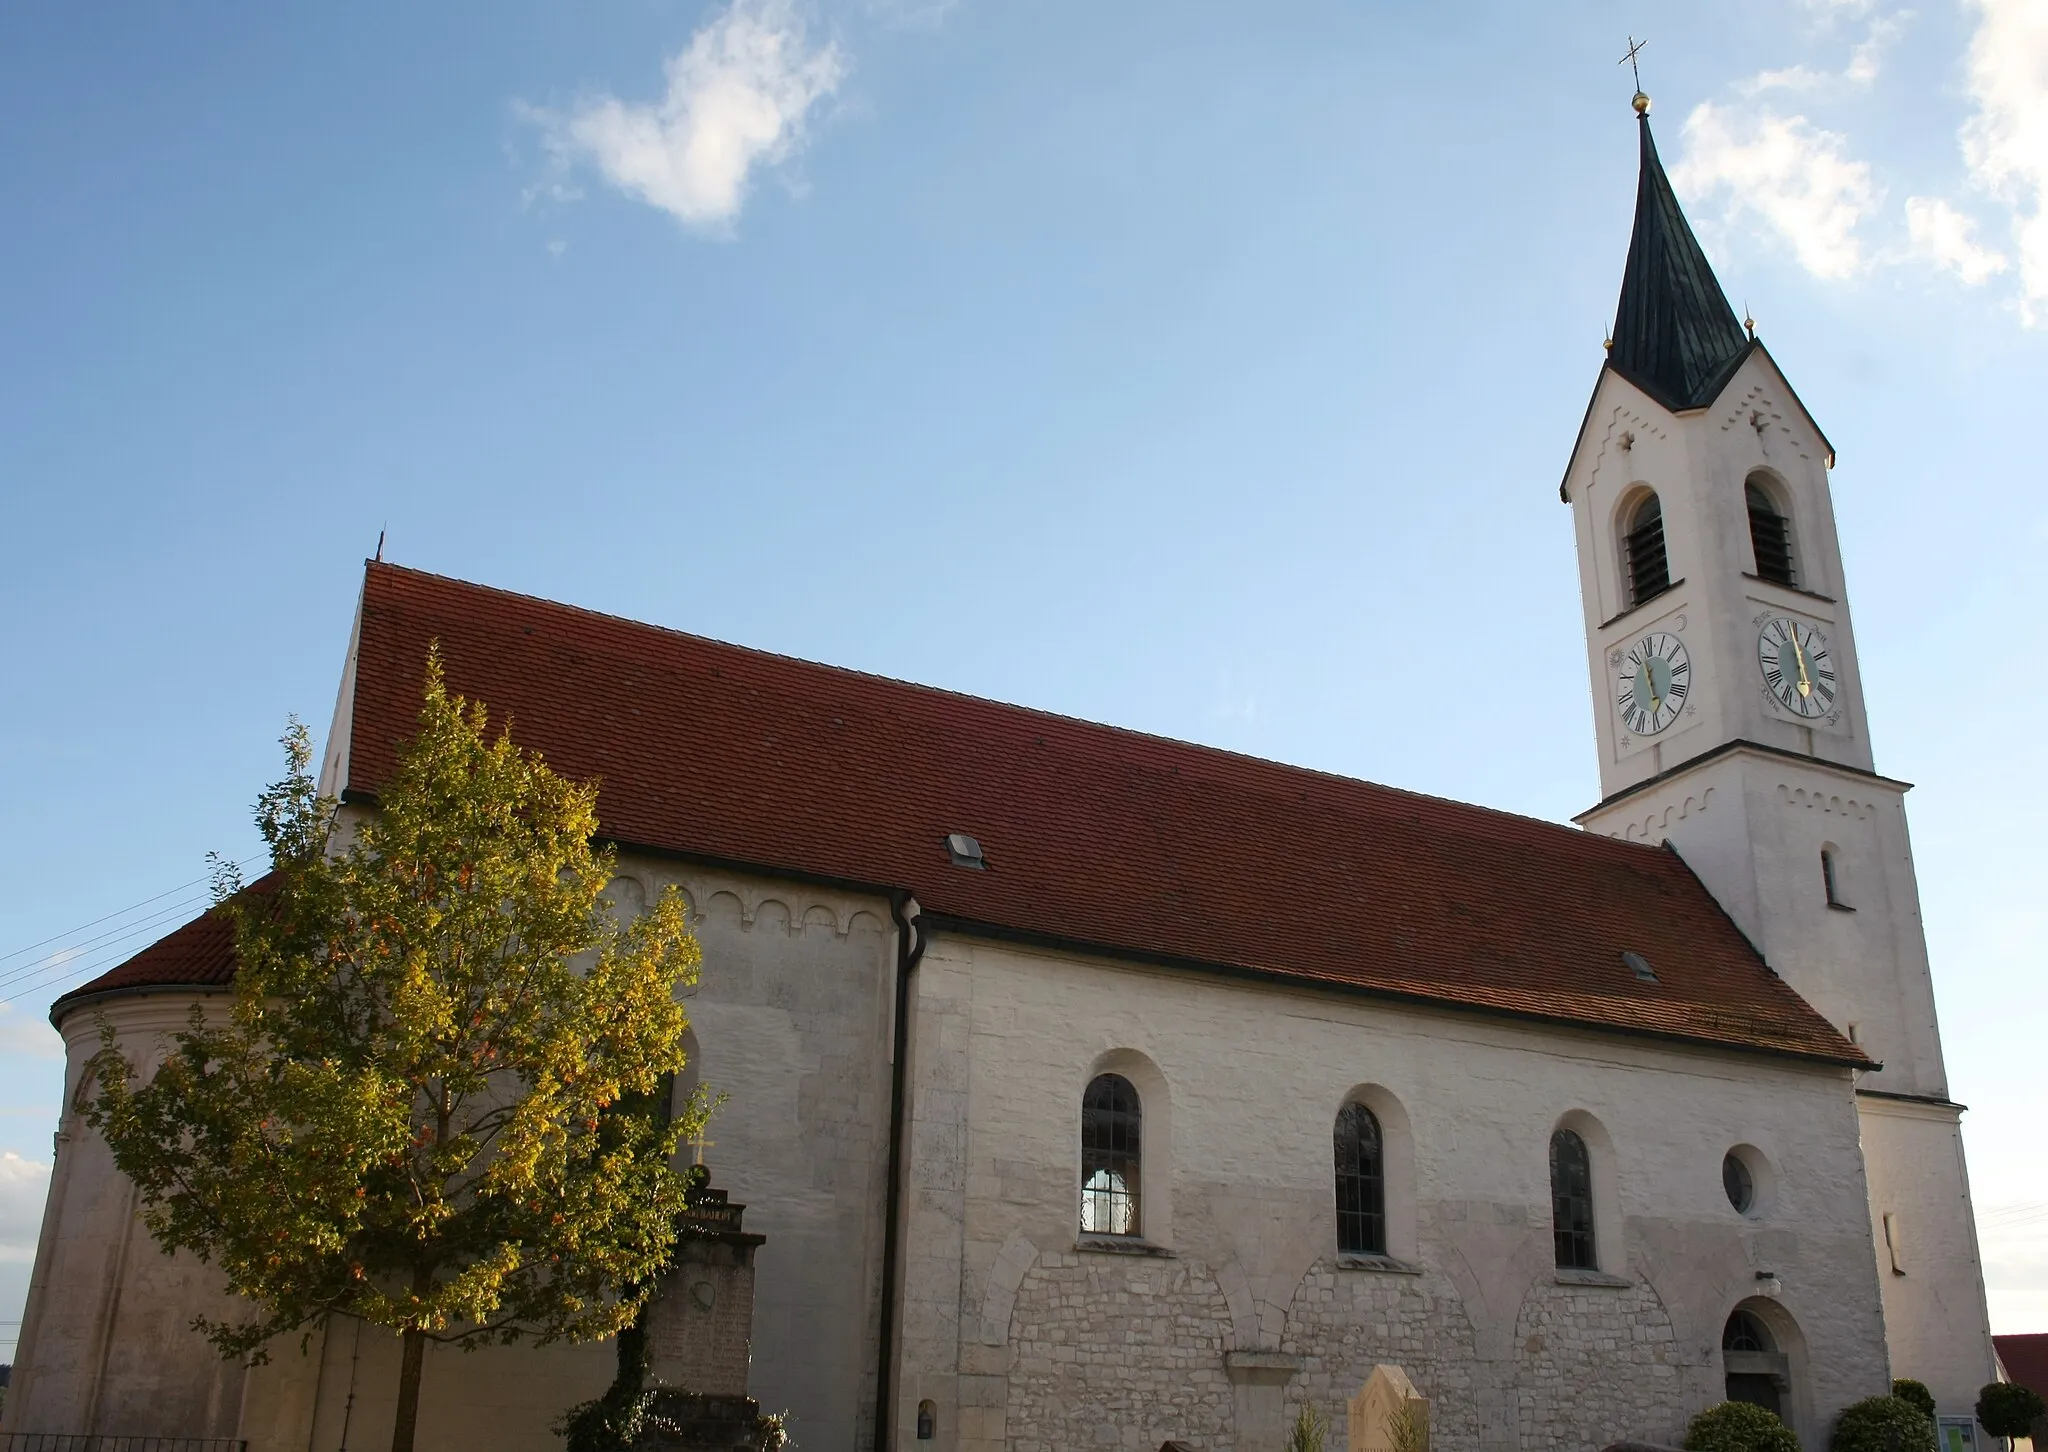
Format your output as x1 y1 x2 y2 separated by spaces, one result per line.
1608 105 1749 411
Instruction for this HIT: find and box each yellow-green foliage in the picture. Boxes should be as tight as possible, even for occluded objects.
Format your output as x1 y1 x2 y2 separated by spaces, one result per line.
1286 1402 1327 1452
89 653 707 1450
1389 1398 1429 1452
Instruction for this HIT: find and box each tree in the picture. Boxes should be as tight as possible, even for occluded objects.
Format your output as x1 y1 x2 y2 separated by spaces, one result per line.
88 653 707 1452
1977 1382 2046 1449
1685 1400 1800 1452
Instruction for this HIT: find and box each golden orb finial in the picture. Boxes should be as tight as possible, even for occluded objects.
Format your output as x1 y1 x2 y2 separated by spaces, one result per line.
1632 90 1652 116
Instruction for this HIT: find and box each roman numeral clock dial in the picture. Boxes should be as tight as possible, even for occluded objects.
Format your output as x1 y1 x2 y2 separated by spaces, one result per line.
1758 616 1837 719
1613 631 1691 737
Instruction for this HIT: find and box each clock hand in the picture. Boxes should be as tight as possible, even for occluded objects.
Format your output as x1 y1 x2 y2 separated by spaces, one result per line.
1788 625 1813 698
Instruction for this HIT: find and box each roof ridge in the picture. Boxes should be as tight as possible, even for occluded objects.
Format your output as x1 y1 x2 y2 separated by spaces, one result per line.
364 560 1663 863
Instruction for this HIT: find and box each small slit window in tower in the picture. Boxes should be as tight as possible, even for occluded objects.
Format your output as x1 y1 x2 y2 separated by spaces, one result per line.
945 832 985 869
1821 848 1844 907
1622 950 1658 983
1624 494 1671 606
1747 480 1797 587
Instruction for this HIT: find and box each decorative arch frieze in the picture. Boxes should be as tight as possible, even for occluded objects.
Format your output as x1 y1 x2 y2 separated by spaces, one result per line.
1612 787 1715 842
1776 784 1871 820
678 885 888 939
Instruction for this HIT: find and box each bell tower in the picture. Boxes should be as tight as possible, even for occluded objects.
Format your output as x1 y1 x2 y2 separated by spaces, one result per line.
1559 93 1996 1426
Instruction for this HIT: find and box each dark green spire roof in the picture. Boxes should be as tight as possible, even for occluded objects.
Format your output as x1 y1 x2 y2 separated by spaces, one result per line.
1609 112 1750 410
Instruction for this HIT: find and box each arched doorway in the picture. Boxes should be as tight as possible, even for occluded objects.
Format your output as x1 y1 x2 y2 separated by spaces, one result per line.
1722 1307 1791 1416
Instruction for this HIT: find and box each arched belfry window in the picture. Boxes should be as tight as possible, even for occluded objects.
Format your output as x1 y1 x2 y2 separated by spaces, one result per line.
1624 493 1671 606
1334 1102 1387 1256
1081 1073 1141 1235
1747 479 1796 587
1550 1128 1597 1269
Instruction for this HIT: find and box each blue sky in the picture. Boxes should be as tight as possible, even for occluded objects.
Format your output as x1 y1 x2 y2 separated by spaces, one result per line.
2 0 2044 1356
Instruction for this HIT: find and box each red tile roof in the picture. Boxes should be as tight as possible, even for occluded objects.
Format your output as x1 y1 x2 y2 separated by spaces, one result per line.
1997 1334 2048 1398
64 563 1866 1067
53 874 275 1013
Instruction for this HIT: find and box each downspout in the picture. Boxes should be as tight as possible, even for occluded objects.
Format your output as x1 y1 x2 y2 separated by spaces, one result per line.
874 892 925 1452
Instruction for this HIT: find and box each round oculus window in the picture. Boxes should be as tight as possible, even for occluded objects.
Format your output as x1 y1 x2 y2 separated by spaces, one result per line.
1722 1151 1755 1214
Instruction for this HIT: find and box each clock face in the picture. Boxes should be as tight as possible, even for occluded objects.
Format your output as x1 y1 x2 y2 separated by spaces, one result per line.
1757 616 1836 718
1614 631 1691 736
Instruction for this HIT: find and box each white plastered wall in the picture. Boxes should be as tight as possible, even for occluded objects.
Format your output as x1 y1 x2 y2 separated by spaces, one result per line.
7 853 901 1452
894 932 1892 1452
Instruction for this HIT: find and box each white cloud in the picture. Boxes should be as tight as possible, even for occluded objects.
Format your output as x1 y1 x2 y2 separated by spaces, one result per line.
1672 103 1880 280
1906 196 2010 283
1846 13 1907 83
1743 12 1905 94
534 0 845 233
1958 0 2048 321
0 1001 62 1061
1744 65 1833 96
0 1151 51 1263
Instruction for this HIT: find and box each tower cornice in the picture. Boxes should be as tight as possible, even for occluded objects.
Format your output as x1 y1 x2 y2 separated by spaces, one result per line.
1575 737 1913 824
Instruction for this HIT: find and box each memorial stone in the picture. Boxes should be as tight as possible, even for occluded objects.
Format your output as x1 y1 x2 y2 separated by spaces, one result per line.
1347 1365 1429 1452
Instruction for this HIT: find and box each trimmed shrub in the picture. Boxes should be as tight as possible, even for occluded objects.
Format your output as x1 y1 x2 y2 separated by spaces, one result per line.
1891 1382 1937 1421
1686 1399 1802 1452
1831 1395 1936 1452
1976 1381 2046 1443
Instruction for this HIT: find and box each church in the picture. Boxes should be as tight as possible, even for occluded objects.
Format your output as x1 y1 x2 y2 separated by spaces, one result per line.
3 96 1998 1452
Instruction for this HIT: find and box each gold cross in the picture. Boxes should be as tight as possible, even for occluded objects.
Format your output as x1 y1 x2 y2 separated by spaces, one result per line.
685 1129 716 1167
1618 35 1648 91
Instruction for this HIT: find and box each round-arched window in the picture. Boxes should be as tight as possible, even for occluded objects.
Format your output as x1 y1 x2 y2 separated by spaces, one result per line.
1746 478 1796 587
1080 1073 1142 1236
1723 1309 1773 1353
1624 493 1671 606
1334 1102 1386 1256
1550 1128 1597 1270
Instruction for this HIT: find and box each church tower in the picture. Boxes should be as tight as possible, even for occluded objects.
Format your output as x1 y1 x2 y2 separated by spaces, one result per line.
1561 95 1997 1425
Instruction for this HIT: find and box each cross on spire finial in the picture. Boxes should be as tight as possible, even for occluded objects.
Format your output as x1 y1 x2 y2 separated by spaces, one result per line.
1619 35 1651 114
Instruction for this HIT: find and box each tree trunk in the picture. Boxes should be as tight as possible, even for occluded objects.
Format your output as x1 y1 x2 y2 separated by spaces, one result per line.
390 1326 427 1452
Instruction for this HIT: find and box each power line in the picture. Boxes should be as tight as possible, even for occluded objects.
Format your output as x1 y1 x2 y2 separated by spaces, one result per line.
0 894 215 996
0 858 257 968
0 855 268 1010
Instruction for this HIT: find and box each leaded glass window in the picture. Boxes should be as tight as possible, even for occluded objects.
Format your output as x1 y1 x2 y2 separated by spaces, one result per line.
1550 1128 1597 1270
1081 1073 1141 1235
1334 1102 1387 1256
